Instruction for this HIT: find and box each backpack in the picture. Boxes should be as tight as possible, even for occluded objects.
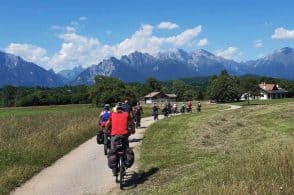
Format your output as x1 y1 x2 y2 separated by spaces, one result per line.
124 148 134 168
134 106 142 115
107 149 118 169
101 111 111 122
124 103 132 113
96 131 104 145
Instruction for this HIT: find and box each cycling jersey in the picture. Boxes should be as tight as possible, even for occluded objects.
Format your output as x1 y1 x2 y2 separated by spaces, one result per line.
109 112 130 136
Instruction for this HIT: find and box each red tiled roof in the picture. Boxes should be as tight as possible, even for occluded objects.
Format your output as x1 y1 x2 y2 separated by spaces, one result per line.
259 83 277 91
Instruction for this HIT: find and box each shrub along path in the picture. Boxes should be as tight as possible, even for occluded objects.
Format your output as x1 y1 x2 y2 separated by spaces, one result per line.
11 115 164 195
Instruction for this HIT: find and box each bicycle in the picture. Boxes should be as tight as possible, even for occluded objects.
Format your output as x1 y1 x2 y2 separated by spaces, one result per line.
114 137 128 189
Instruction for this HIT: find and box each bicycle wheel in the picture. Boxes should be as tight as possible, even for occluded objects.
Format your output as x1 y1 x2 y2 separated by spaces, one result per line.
119 156 124 189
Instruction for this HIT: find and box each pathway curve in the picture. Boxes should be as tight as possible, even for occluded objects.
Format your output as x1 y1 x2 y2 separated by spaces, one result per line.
11 115 163 195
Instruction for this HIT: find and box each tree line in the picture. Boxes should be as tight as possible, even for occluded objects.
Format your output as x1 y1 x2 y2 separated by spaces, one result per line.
207 70 294 102
0 72 293 107
0 85 91 107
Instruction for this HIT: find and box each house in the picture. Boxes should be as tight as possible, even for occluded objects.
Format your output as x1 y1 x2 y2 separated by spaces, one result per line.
240 93 253 101
144 92 177 104
258 82 288 100
165 94 177 102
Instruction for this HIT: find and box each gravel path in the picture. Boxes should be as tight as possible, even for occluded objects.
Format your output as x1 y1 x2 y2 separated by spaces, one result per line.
11 115 163 195
225 104 242 110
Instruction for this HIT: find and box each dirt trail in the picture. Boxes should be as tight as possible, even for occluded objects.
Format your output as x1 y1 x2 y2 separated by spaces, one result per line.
225 104 242 110
11 115 163 195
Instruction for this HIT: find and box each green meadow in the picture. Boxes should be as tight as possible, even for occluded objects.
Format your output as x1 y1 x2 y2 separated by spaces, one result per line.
126 101 294 194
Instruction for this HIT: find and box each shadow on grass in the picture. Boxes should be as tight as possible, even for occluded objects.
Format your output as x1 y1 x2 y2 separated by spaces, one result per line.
122 167 159 190
129 138 144 143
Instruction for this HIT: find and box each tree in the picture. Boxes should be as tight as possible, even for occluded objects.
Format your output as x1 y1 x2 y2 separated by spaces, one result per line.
91 76 137 106
197 91 204 100
183 89 197 100
208 70 241 102
1 85 17 106
145 77 162 92
240 77 260 105
172 80 186 100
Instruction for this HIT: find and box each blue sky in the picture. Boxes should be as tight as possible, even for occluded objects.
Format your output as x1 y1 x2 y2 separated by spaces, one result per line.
0 0 293 71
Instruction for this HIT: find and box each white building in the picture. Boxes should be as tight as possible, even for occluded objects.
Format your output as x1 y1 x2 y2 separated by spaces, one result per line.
258 83 288 100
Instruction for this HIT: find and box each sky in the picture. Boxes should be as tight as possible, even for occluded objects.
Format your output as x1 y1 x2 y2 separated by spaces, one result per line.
0 0 294 71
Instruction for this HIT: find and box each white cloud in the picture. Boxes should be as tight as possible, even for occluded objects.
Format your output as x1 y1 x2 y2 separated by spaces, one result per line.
65 26 76 33
197 38 208 46
79 16 88 21
5 43 50 68
164 25 202 46
272 27 294 40
49 32 101 71
215 47 240 59
5 23 203 71
254 40 263 48
157 21 179 30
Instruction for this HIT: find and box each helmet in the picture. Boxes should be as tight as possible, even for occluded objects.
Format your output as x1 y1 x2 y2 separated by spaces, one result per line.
104 104 110 110
116 102 124 110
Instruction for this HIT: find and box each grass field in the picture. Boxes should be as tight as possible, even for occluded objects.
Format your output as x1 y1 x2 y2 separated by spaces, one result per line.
126 101 294 194
0 103 155 194
233 98 294 106
0 104 101 194
0 104 94 117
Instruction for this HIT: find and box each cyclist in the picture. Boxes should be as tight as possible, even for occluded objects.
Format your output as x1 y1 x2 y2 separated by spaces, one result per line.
152 103 159 120
186 100 192 113
197 101 202 112
134 102 143 128
172 103 177 114
167 102 172 114
162 103 169 117
98 104 111 154
99 104 111 128
123 99 134 118
106 102 135 176
180 102 186 113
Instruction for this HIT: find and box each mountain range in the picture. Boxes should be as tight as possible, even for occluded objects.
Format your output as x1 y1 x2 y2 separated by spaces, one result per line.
58 66 85 83
0 47 293 87
72 47 294 85
0 51 63 87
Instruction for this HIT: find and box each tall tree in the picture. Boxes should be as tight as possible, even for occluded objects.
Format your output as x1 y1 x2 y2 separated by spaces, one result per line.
1 85 17 107
91 75 137 106
240 77 260 104
145 77 162 92
172 80 186 100
208 70 241 102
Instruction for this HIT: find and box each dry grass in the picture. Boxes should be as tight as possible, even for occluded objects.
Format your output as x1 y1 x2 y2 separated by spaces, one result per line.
0 105 100 195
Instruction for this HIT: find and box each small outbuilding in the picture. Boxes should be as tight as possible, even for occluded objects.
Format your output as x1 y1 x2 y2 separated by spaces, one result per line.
144 92 177 104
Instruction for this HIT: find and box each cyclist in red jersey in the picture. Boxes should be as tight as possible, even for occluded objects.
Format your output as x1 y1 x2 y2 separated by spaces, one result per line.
106 102 135 176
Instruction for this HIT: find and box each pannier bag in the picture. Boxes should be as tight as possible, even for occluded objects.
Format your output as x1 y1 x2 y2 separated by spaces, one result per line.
124 148 135 168
107 149 118 169
96 131 104 145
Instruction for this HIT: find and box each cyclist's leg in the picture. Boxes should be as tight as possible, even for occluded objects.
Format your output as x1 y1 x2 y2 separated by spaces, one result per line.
110 135 119 176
